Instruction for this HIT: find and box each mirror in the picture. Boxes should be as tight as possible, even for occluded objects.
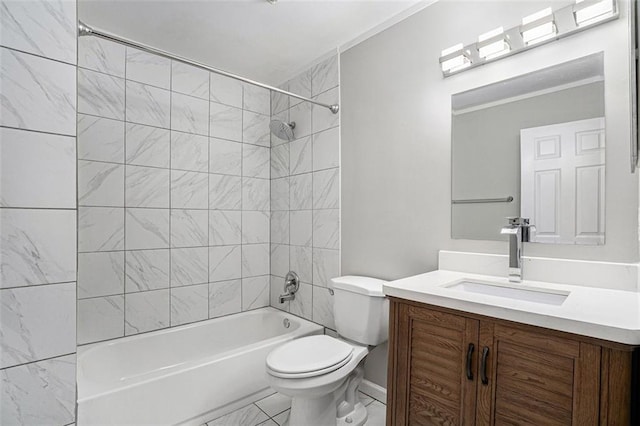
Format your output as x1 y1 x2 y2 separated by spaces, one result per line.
451 53 605 244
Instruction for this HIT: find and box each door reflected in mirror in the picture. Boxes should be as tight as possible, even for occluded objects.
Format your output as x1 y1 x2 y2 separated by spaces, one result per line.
520 118 605 244
451 53 605 244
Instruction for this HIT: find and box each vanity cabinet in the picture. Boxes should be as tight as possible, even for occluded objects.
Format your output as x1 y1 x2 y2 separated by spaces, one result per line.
386 298 638 425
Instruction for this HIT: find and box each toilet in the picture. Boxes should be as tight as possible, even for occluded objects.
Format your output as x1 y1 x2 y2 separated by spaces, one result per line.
265 276 388 426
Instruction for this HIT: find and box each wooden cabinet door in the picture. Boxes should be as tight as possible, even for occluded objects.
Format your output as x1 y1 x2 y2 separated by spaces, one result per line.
476 322 601 426
388 301 479 425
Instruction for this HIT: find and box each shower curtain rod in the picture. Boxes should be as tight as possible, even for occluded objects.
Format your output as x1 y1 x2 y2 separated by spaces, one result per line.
78 21 340 114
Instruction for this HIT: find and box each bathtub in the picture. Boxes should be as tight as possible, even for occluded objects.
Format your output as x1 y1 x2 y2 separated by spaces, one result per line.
77 307 323 425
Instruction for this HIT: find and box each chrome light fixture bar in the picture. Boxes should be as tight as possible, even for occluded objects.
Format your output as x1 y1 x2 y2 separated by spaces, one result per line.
521 8 557 46
575 0 615 26
78 21 339 114
440 43 471 74
440 0 619 78
477 27 510 59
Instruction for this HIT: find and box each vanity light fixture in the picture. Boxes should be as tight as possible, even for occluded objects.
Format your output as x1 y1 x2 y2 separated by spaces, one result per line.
440 43 471 73
574 0 615 27
478 27 510 59
521 8 557 46
440 0 618 77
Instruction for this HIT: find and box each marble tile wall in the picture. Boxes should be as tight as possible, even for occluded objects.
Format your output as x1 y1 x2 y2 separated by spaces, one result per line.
0 1 78 425
269 55 341 330
76 37 272 345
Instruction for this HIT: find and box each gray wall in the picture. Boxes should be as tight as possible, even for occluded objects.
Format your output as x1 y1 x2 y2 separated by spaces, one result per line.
341 0 636 388
452 81 605 240
0 1 78 424
341 0 636 280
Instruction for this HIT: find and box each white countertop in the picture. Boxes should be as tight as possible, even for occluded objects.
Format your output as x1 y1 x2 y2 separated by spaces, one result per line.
384 269 640 345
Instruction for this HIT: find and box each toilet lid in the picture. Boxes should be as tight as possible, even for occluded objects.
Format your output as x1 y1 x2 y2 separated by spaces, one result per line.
266 335 354 378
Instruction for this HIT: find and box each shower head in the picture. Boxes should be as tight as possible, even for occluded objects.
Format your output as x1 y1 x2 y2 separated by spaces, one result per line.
270 120 296 142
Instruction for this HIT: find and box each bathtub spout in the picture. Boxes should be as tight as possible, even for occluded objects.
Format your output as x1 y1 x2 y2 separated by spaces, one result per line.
279 292 295 303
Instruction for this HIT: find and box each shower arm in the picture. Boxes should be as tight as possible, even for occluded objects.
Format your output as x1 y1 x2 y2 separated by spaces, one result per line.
77 21 340 115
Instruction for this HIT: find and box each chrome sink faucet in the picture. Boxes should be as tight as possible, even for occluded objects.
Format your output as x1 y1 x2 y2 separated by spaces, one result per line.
500 217 534 283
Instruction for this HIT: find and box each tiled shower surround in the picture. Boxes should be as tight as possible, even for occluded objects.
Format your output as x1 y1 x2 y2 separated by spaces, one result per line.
0 3 340 423
76 37 275 344
1 6 339 421
77 32 340 342
0 0 78 424
269 55 341 329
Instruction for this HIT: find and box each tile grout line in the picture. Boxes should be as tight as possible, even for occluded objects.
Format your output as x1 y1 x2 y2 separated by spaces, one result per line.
240 83 244 312
286 101 292 314
0 205 77 211
79 158 220 176
310 77 315 324
168 53 173 328
268 88 272 311
1 44 77 67
0 351 78 372
253 402 271 423
123 46 128 338
2 281 76 292
76 276 227 300
73 12 81 402
0 124 76 139
207 69 212 320
77 205 262 211
77 109 276 146
77 242 270 256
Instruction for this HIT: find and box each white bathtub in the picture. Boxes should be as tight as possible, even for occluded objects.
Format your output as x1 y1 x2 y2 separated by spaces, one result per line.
77 307 323 425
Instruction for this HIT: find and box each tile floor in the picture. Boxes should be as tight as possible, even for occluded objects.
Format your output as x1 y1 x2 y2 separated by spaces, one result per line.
203 389 386 426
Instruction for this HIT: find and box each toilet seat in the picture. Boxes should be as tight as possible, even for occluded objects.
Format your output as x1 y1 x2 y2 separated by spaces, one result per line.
266 335 354 379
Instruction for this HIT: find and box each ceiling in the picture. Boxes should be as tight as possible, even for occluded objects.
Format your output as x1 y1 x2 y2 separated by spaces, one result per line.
79 0 426 85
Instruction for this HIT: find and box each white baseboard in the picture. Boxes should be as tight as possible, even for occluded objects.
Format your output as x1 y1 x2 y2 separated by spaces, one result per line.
359 379 387 404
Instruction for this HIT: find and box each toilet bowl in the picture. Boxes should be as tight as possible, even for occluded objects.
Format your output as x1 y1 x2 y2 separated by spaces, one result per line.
265 276 389 426
266 335 369 426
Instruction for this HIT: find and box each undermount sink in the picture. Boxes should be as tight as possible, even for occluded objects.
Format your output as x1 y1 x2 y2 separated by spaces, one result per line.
445 280 569 306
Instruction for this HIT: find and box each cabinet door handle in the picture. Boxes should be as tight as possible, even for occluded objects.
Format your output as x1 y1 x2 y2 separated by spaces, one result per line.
481 346 490 385
466 343 474 380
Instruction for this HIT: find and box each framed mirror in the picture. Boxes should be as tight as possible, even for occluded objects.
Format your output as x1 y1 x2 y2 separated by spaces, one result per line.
451 53 605 244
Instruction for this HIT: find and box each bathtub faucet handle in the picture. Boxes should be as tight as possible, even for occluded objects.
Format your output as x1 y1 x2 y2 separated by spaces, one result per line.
279 271 300 304
284 271 299 292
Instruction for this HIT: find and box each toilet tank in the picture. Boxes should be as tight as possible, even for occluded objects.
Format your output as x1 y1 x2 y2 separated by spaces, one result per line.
330 276 389 346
